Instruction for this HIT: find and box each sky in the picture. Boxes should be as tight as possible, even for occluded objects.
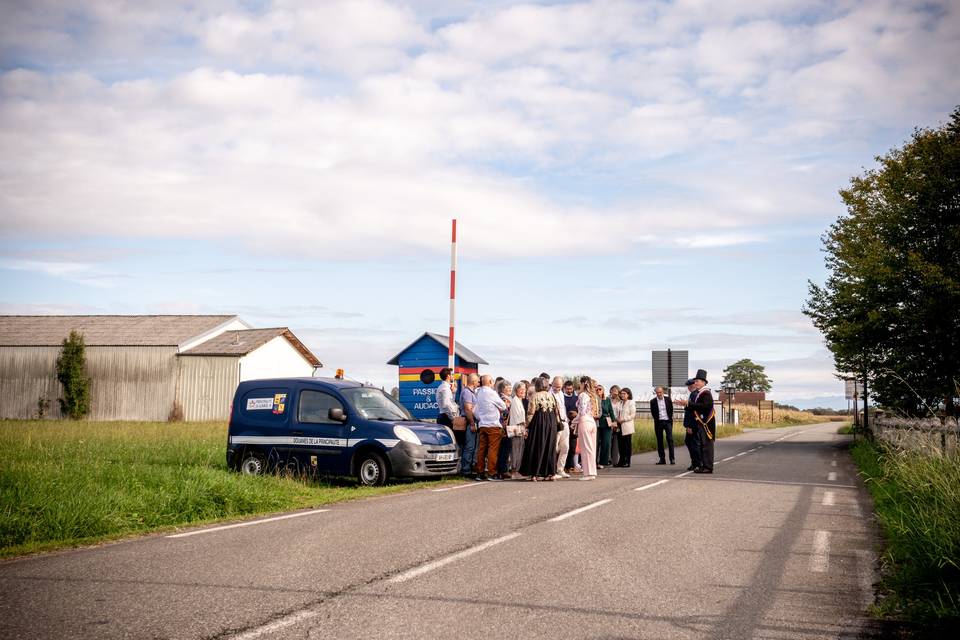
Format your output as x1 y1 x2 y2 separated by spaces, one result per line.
1 0 958 409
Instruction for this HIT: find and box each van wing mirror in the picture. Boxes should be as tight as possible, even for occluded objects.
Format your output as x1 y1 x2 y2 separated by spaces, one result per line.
328 407 346 422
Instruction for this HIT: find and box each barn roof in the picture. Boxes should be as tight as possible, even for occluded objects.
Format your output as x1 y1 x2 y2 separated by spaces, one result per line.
180 328 322 367
0 315 241 347
386 331 488 365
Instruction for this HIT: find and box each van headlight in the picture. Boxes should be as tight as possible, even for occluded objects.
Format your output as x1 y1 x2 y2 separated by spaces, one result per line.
394 425 422 446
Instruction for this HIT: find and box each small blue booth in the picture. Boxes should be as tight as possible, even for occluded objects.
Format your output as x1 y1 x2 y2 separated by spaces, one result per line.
386 332 488 420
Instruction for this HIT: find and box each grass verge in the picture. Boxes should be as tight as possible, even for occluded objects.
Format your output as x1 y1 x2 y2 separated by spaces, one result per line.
0 420 460 558
850 439 960 631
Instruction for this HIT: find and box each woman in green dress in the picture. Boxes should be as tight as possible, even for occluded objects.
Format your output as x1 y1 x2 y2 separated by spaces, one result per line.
597 384 616 468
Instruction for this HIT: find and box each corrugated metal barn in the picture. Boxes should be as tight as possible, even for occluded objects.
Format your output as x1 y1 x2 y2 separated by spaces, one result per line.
0 315 322 421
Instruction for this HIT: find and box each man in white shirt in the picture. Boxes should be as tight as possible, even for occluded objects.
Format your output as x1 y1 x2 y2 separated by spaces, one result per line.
551 376 570 479
649 386 675 465
473 375 507 481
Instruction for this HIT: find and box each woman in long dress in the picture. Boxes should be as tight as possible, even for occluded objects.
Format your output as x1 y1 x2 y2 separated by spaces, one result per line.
519 376 559 481
574 377 599 480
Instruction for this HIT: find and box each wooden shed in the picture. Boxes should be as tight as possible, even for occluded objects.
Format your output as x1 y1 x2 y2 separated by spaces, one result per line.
0 316 321 421
386 332 487 420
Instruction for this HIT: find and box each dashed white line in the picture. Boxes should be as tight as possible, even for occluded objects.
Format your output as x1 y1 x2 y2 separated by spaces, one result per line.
635 480 669 492
675 470 695 478
747 448 757 453
231 610 318 640
822 491 836 506
810 530 831 573
721 456 736 462
388 532 521 583
432 482 489 492
735 452 748 457
167 509 329 538
827 472 837 482
549 499 614 522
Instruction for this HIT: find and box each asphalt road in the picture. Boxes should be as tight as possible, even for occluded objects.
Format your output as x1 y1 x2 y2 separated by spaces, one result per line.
0 422 879 640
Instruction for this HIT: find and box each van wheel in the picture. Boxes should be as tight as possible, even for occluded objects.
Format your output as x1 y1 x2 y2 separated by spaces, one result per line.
239 452 265 476
356 452 387 486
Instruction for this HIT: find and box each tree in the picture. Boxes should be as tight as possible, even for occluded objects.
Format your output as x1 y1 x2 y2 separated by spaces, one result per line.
804 107 960 416
721 359 772 392
56 330 91 420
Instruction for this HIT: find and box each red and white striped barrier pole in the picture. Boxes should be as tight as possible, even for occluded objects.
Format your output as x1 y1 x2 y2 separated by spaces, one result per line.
448 218 457 373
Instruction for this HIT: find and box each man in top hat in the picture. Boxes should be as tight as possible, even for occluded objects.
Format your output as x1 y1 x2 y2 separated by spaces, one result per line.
688 369 715 473
677 369 715 473
682 377 702 471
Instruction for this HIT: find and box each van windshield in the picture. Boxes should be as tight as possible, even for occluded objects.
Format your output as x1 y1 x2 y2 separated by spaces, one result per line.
341 388 412 421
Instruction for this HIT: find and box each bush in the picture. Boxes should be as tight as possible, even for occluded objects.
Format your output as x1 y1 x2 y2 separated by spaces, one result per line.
56 330 90 420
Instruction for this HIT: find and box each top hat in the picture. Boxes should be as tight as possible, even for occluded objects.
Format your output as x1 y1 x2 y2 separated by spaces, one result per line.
694 369 708 383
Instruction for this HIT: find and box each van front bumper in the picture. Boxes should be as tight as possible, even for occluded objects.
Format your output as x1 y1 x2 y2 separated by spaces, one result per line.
387 442 460 477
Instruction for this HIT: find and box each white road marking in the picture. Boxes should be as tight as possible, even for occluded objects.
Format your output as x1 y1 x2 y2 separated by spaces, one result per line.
167 509 329 538
231 610 319 640
721 456 736 462
831 460 837 467
822 491 836 506
549 499 614 522
735 452 748 457
432 482 490 493
747 448 757 453
810 530 831 573
827 472 837 482
388 532 521 583
634 480 669 492
675 470 695 478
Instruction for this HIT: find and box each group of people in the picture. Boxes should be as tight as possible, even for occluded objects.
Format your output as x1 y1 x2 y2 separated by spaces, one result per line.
435 367 717 481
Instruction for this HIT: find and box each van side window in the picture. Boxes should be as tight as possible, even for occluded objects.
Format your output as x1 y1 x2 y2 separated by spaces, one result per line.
299 390 344 424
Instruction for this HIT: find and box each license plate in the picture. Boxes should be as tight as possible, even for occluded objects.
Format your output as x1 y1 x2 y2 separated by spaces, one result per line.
436 452 454 462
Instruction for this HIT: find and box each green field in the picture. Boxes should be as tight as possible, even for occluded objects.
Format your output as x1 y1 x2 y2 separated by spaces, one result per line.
851 439 960 632
0 420 457 558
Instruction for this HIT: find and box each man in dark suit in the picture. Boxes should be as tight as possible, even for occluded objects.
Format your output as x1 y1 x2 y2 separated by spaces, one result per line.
649 386 675 465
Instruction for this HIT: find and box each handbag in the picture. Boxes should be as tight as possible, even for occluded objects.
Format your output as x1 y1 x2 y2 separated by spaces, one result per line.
452 416 467 431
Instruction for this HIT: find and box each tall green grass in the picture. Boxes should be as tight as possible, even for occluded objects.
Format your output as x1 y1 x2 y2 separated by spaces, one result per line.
0 421 453 557
851 440 960 628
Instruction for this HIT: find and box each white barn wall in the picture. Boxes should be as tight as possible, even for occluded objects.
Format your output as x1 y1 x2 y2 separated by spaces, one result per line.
177 356 239 421
0 346 177 420
239 336 314 381
87 347 177 421
0 347 62 419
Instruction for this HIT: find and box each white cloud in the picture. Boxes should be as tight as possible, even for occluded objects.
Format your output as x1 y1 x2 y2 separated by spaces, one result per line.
1 0 958 263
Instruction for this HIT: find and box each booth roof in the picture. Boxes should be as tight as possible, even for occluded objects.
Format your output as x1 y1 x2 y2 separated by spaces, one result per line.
386 331 488 366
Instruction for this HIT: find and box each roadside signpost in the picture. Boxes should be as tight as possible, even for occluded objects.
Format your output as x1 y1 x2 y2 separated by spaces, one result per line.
651 349 689 388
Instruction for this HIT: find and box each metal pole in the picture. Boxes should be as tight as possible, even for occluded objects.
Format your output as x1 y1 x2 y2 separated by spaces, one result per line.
863 368 869 434
667 348 672 390
448 219 457 373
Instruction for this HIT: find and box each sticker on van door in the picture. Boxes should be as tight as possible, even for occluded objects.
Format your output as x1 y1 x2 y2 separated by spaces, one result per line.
246 398 274 410
272 393 287 414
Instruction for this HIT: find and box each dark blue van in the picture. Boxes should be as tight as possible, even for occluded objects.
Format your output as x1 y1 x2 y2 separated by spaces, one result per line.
227 378 459 486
